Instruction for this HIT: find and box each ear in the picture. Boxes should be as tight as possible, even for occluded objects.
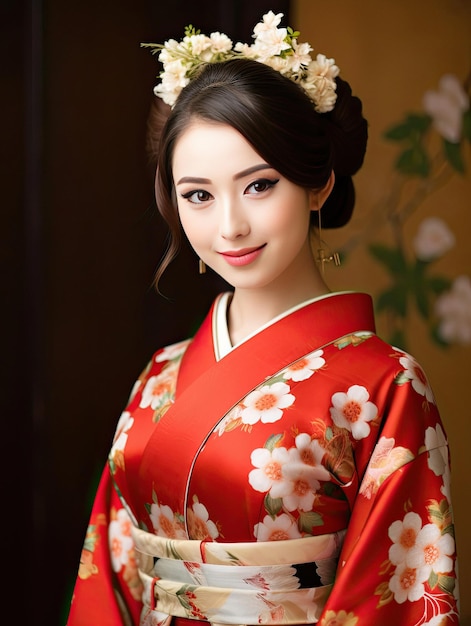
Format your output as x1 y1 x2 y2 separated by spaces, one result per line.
309 170 335 212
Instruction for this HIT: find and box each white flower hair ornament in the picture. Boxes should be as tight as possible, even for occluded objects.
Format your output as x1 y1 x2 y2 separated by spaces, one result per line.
141 11 340 113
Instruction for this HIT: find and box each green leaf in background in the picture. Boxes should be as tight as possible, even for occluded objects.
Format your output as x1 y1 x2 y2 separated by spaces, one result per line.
369 244 408 275
426 275 452 295
443 139 465 173
462 108 471 142
414 285 430 319
396 145 430 177
376 285 408 317
383 113 431 141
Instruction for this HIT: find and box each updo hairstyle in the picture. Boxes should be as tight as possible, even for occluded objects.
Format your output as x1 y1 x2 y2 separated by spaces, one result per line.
152 57 368 283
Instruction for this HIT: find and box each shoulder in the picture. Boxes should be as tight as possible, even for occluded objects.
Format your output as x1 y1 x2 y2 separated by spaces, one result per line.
326 332 437 407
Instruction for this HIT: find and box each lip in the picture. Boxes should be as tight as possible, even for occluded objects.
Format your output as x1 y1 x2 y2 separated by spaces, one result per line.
218 245 266 267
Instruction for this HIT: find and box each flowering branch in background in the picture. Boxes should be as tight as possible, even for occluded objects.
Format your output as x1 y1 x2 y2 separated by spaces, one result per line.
340 72 471 350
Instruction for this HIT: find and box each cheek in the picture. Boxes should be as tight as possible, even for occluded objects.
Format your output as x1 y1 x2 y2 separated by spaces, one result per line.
262 197 311 234
177 208 209 246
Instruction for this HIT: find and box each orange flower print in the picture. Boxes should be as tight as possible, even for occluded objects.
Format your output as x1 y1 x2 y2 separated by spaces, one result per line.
149 502 186 539
241 382 295 425
187 498 219 540
108 508 134 573
329 385 377 440
360 436 414 499
283 349 325 382
320 609 359 625
78 548 98 580
254 513 302 541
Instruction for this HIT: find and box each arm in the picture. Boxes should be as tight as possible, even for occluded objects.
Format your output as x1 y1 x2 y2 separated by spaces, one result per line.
320 374 459 625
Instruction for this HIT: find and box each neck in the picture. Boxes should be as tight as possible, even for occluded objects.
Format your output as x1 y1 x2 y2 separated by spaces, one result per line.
227 266 330 346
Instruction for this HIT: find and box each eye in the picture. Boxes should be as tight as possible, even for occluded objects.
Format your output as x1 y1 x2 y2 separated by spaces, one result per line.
180 189 213 205
245 178 280 195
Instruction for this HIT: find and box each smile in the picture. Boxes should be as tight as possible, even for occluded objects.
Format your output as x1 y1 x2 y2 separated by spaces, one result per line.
218 245 266 267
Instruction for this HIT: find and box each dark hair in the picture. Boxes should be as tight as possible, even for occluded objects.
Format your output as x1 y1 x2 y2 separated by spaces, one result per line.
153 57 368 284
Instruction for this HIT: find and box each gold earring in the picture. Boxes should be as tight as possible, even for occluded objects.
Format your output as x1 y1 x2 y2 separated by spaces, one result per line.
315 210 340 275
198 259 206 274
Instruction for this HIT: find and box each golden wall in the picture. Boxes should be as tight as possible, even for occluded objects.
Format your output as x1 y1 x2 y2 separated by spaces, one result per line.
294 0 471 621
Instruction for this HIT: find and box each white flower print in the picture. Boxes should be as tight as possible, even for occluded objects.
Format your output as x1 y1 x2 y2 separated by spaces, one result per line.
187 500 219 540
241 382 295 425
155 339 190 363
407 522 455 576
254 513 302 541
112 411 134 448
398 353 435 403
249 446 291 495
329 385 377 440
149 503 186 539
281 434 330 511
292 433 329 476
139 363 178 411
108 508 134 572
109 411 134 471
249 437 329 512
388 511 423 566
360 437 414 499
281 461 320 512
425 424 448 477
282 350 325 382
389 561 429 603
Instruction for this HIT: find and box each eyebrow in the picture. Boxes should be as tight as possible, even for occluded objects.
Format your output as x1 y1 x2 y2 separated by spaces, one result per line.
175 163 272 186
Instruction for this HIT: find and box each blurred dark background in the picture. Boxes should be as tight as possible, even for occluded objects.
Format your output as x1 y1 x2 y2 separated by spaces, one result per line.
4 0 289 623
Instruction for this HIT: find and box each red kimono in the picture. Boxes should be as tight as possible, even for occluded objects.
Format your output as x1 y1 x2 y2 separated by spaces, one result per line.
66 292 459 625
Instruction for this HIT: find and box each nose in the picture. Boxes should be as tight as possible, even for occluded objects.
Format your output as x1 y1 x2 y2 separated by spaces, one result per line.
219 197 250 240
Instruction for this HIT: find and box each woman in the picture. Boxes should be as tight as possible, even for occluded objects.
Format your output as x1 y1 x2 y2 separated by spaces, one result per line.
66 12 459 626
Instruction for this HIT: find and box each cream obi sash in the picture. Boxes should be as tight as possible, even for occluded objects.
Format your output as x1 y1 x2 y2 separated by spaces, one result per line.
132 526 346 625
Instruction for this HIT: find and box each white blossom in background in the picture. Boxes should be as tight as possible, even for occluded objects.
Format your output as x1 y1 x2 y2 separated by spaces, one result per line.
435 275 471 344
423 74 470 143
413 217 456 261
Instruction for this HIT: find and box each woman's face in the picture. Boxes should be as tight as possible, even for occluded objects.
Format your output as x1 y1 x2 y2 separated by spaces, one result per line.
172 120 320 293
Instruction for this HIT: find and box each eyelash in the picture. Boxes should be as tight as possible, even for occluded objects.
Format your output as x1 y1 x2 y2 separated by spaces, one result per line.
180 178 280 205
246 178 280 194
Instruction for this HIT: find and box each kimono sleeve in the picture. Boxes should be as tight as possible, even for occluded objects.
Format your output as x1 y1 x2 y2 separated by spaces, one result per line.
65 463 143 626
319 374 459 625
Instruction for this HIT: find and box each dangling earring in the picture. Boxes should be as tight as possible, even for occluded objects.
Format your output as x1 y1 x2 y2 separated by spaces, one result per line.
315 210 340 275
198 259 206 274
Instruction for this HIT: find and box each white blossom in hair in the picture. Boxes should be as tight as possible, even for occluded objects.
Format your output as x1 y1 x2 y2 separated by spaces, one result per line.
142 11 340 113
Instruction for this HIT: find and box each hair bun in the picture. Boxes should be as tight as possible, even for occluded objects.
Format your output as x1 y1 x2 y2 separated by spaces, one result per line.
322 76 368 228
